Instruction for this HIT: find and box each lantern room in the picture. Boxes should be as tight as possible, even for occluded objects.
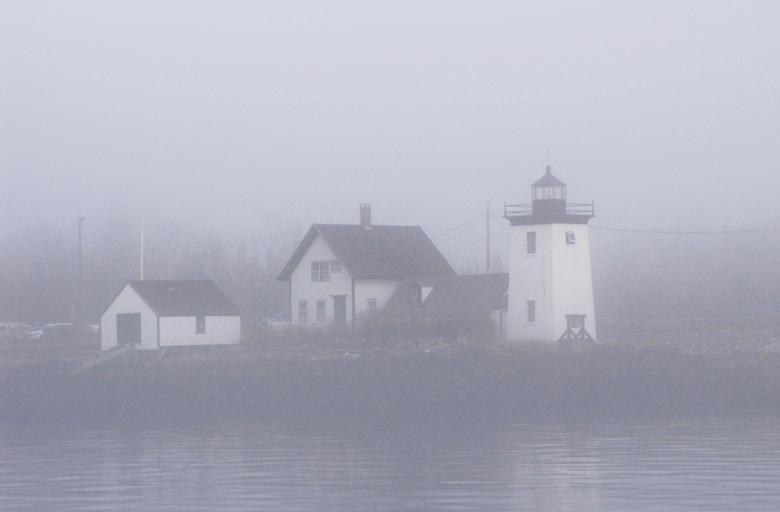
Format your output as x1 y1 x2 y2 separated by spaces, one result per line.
532 165 566 200
531 165 567 218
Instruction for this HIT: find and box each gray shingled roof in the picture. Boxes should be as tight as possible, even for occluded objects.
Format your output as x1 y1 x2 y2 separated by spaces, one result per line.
278 224 456 281
127 280 240 317
533 166 566 187
381 273 509 320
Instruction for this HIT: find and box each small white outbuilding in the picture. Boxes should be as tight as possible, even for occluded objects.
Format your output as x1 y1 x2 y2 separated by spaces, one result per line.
100 280 241 350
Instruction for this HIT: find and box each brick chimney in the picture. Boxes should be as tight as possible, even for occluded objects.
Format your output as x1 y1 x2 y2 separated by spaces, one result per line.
360 204 372 230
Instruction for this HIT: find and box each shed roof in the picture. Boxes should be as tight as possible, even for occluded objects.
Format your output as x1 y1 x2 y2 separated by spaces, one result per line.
381 273 509 320
127 280 240 317
278 224 456 281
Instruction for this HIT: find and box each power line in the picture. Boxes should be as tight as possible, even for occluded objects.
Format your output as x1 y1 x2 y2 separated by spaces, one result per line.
592 226 780 235
430 213 485 240
435 221 484 244
438 233 487 250
432 211 780 239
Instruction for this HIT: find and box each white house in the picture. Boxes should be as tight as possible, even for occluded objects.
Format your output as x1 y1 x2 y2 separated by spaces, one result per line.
504 166 597 342
100 280 241 350
278 204 457 327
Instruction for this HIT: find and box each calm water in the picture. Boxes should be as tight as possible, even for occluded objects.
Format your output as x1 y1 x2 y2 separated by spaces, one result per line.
2 416 780 511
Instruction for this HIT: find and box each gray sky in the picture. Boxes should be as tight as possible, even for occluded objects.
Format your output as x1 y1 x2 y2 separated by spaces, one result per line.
2 1 779 269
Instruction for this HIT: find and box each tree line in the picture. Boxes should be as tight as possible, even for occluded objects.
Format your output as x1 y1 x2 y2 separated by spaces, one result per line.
3 213 780 327
0 212 302 326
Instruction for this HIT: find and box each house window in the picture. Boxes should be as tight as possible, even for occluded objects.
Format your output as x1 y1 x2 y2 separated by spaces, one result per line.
527 300 536 323
331 260 342 273
411 283 422 307
196 315 206 334
316 300 326 321
527 232 536 254
312 261 332 281
566 231 576 244
299 300 308 321
311 262 321 282
320 261 330 282
367 299 377 318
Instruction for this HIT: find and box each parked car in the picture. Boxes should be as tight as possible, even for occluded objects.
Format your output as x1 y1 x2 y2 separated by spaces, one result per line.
259 311 292 331
17 326 44 340
24 323 79 340
0 322 30 339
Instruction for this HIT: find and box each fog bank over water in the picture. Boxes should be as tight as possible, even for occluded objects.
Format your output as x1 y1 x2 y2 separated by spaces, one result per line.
2 1 780 272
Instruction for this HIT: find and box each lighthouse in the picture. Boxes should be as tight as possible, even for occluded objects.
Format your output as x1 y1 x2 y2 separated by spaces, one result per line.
504 166 596 342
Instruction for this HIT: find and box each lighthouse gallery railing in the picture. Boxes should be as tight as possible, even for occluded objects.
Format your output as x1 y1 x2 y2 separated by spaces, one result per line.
504 202 595 217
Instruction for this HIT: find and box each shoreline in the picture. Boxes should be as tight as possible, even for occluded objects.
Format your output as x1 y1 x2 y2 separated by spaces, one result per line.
3 317 780 426
2 339 779 426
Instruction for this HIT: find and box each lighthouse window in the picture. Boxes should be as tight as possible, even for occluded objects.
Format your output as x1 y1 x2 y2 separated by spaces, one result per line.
527 232 536 254
566 231 576 244
527 301 536 323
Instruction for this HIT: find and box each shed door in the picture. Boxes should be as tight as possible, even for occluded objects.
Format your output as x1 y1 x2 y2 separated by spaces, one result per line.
117 313 141 346
333 296 347 326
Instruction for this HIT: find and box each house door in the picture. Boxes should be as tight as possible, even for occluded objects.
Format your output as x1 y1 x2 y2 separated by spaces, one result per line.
333 296 347 326
117 313 141 346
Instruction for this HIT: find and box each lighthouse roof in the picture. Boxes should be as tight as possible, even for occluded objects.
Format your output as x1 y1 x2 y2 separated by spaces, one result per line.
533 166 566 187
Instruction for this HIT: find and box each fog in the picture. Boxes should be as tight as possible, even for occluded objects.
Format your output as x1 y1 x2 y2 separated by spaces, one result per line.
4 5 780 507
2 1 780 321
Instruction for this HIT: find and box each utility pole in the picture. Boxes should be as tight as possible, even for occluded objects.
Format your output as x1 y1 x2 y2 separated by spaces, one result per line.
486 202 490 274
79 216 85 294
140 194 144 281
72 216 85 324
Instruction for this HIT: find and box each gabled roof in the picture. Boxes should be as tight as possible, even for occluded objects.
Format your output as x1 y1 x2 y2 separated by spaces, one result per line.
533 166 566 187
381 273 509 320
126 280 240 317
278 224 456 281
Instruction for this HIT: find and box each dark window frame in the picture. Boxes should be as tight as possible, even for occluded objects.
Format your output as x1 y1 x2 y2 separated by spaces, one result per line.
311 261 321 282
320 261 330 282
316 300 326 321
411 283 422 307
527 231 536 254
196 315 206 334
527 300 536 323
299 300 308 321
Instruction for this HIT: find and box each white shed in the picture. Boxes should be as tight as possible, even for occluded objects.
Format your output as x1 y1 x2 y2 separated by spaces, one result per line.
100 280 241 350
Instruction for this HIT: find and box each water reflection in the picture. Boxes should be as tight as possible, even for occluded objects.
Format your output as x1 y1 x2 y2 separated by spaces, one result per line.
1 416 779 511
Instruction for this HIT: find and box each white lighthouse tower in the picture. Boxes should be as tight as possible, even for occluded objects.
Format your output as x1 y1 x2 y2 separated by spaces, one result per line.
504 166 596 342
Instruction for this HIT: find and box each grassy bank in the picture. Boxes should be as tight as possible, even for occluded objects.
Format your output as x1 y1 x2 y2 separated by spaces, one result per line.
2 335 779 426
